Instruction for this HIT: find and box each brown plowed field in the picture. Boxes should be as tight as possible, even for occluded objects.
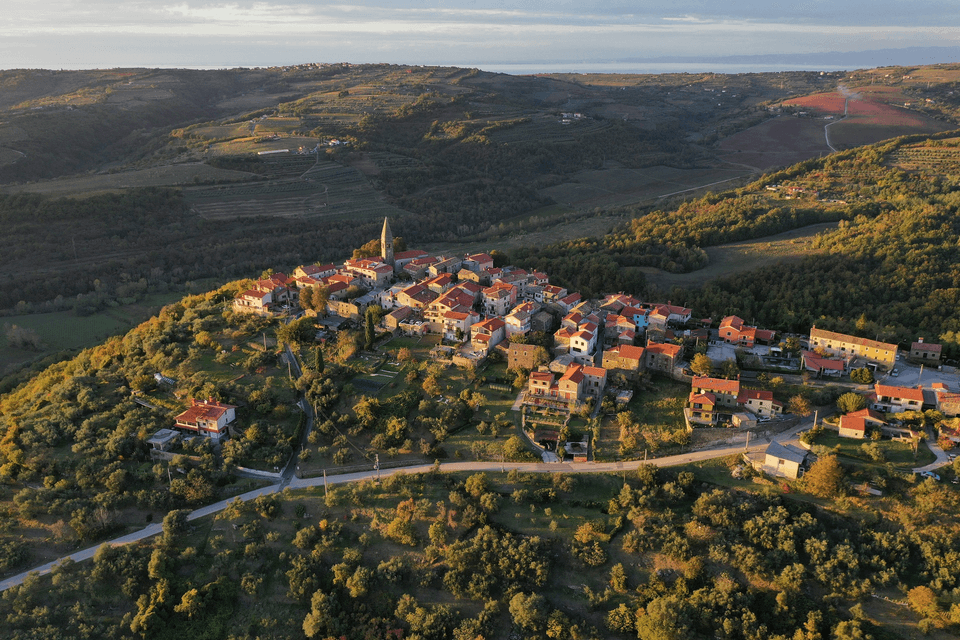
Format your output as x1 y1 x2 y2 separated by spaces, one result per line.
717 116 831 171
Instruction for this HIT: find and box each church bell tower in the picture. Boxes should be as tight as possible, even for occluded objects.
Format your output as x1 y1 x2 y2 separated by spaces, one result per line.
380 217 394 266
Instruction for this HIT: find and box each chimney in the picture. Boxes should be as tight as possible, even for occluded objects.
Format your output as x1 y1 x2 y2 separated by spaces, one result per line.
918 337 924 344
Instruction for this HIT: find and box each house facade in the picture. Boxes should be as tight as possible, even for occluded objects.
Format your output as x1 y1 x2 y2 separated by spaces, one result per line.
809 327 896 370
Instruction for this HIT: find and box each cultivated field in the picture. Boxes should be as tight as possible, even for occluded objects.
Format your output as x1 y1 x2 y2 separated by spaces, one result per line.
783 89 952 150
541 164 750 210
888 138 960 174
206 135 322 156
186 159 408 222
717 116 832 171
782 92 847 115
639 221 839 290
4 163 259 197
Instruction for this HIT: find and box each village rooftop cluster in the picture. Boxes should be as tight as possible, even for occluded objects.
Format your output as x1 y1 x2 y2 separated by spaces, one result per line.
214 218 960 465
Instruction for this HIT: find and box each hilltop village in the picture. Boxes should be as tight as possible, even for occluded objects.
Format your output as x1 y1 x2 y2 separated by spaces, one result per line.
221 218 958 475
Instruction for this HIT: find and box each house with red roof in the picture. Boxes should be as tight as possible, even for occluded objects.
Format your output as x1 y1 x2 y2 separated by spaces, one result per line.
737 389 784 417
801 350 846 378
645 342 682 374
396 284 437 310
344 258 394 288
719 315 776 347
602 344 646 379
462 252 494 272
870 384 924 413
392 249 429 272
481 281 517 316
909 338 941 365
687 392 718 425
691 376 741 410
471 317 506 353
174 398 237 442
809 326 896 370
505 301 538 337
838 408 886 439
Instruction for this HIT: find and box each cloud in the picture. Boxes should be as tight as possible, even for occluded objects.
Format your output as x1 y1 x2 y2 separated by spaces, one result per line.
3 1 960 69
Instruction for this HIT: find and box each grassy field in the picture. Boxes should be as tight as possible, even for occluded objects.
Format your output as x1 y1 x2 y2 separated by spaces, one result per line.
812 432 937 470
0 292 183 374
639 221 839 290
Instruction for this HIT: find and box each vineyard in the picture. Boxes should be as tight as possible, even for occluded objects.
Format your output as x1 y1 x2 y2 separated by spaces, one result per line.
186 159 409 222
486 115 612 145
887 139 960 174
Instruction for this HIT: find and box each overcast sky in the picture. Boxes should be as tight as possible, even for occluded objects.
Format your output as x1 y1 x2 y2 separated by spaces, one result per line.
3 1 959 71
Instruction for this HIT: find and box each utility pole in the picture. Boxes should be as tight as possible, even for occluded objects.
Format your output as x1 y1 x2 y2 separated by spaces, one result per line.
745 431 750 450
375 454 380 484
322 469 327 497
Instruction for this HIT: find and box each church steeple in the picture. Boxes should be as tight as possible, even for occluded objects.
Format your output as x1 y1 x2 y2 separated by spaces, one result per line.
380 217 394 266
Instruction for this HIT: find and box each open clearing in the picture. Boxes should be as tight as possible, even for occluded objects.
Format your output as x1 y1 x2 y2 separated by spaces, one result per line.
0 292 182 374
4 163 259 197
639 222 838 290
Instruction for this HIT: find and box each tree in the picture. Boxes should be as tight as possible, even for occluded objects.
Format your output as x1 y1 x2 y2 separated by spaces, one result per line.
690 353 713 377
837 392 867 414
803 455 845 498
720 358 739 379
509 592 548 634
312 346 324 374
907 585 940 619
850 367 874 384
789 395 813 417
278 316 315 346
364 310 375 350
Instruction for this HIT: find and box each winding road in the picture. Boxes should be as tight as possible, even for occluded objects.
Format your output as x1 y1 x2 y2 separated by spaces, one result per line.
2 406 951 593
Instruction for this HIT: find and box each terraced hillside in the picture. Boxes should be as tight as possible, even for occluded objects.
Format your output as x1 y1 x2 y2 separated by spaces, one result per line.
186 157 409 222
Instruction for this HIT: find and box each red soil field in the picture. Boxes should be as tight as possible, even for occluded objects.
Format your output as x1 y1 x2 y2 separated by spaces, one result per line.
782 92 847 115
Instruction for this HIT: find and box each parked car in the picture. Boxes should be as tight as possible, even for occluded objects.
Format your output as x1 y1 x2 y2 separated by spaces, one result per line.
919 471 941 481
891 368 899 377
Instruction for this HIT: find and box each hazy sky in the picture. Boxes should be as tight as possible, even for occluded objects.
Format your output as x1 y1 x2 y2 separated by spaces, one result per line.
3 1 960 70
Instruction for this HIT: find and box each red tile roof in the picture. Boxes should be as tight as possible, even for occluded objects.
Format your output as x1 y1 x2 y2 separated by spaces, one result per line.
692 376 741 395
874 384 924 403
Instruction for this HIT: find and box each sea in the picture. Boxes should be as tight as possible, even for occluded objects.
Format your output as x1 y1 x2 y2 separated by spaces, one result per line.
475 62 857 76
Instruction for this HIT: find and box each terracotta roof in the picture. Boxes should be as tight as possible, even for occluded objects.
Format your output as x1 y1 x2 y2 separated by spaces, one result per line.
617 345 645 361
175 399 236 425
802 350 845 371
847 408 886 422
692 376 741 394
530 371 553 383
582 366 607 378
810 327 896 352
737 389 774 403
689 392 717 406
874 384 924 403
646 343 681 357
560 365 584 384
475 317 505 332
912 341 942 353
720 315 744 330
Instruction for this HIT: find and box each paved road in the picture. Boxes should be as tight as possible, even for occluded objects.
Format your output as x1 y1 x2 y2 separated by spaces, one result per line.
0 434 774 592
